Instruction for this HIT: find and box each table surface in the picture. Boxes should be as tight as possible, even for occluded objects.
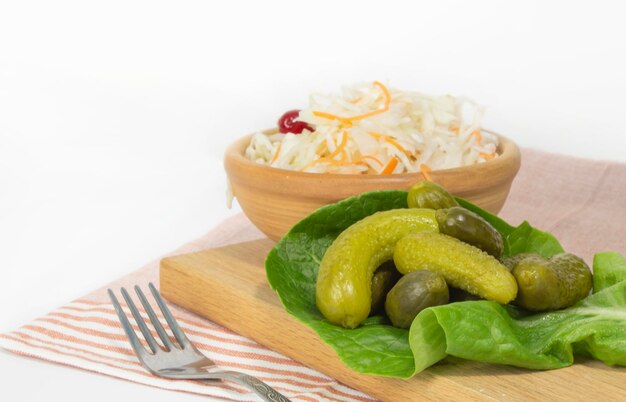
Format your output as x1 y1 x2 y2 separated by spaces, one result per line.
2 1 626 401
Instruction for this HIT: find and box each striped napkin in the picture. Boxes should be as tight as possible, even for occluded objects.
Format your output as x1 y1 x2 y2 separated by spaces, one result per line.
0 213 374 402
1 149 624 401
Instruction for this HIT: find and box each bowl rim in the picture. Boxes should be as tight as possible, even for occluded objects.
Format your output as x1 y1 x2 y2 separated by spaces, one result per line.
225 128 521 184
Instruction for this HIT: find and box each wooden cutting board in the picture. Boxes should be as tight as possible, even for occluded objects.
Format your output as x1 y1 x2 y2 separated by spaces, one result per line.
159 239 626 401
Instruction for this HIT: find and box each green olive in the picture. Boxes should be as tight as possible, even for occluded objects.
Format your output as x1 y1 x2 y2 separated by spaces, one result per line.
436 206 504 258
316 208 439 328
370 262 401 315
509 253 593 311
385 270 449 329
393 232 517 304
407 182 459 210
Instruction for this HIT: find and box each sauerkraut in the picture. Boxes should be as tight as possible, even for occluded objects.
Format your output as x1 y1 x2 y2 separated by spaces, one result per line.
245 81 498 175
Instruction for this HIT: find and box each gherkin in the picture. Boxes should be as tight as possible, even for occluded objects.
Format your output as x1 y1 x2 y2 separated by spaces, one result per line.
501 253 536 271
316 208 439 329
393 232 517 304
407 181 459 210
436 206 504 258
508 253 592 311
385 270 449 329
369 262 401 315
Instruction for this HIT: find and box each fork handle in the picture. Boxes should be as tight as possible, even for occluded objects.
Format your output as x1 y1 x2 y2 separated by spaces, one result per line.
221 371 291 402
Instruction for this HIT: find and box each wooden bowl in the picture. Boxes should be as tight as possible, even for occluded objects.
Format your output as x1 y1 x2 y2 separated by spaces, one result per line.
224 129 521 241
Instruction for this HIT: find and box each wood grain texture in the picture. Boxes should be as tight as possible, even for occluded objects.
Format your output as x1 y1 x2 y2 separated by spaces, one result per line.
160 239 626 402
224 130 521 241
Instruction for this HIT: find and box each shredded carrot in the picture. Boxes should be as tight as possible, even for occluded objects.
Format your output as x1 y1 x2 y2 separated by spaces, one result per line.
303 154 383 171
312 111 352 125
358 155 384 167
270 142 282 164
471 130 482 142
301 157 366 171
312 81 391 124
327 159 362 166
381 157 398 174
340 149 348 161
368 132 412 156
420 164 433 181
299 132 349 171
480 151 496 159
450 126 460 134
374 80 391 105
317 141 328 155
386 138 410 156
350 96 363 104
327 131 349 159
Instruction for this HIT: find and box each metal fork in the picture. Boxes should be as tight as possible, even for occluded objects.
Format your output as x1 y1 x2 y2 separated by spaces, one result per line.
108 283 291 402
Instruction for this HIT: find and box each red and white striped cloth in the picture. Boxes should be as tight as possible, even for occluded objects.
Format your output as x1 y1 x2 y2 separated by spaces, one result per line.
0 214 376 402
3 149 625 401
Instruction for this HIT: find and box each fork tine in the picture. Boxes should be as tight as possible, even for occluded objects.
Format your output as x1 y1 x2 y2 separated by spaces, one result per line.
107 289 148 357
135 285 174 350
148 282 190 347
120 287 160 354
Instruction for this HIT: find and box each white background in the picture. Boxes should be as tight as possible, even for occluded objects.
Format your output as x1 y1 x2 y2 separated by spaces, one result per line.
1 1 625 401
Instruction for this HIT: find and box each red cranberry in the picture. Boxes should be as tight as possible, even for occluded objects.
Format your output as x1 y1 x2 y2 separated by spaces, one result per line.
278 109 314 134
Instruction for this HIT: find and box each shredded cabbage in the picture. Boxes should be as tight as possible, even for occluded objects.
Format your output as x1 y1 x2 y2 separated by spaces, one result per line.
245 81 498 174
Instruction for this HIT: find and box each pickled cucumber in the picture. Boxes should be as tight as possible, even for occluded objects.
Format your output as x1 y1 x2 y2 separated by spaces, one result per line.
393 232 517 304
436 207 504 257
407 182 459 210
509 253 592 311
501 253 534 271
370 262 401 314
316 208 439 328
385 270 449 329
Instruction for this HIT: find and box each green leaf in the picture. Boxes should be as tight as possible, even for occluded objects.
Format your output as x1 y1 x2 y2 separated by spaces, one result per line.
593 252 626 293
411 257 626 372
504 221 564 258
410 250 626 372
265 190 626 377
266 190 416 377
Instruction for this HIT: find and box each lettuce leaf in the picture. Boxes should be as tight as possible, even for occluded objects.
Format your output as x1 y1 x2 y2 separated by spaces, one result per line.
265 190 626 377
504 221 564 258
593 252 626 292
265 191 416 376
411 276 626 372
457 198 564 258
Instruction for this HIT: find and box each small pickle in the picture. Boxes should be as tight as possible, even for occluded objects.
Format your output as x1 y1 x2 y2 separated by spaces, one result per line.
436 207 504 258
407 182 459 210
501 253 535 271
385 270 449 329
370 262 401 315
393 232 517 304
316 208 439 329
509 253 593 311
